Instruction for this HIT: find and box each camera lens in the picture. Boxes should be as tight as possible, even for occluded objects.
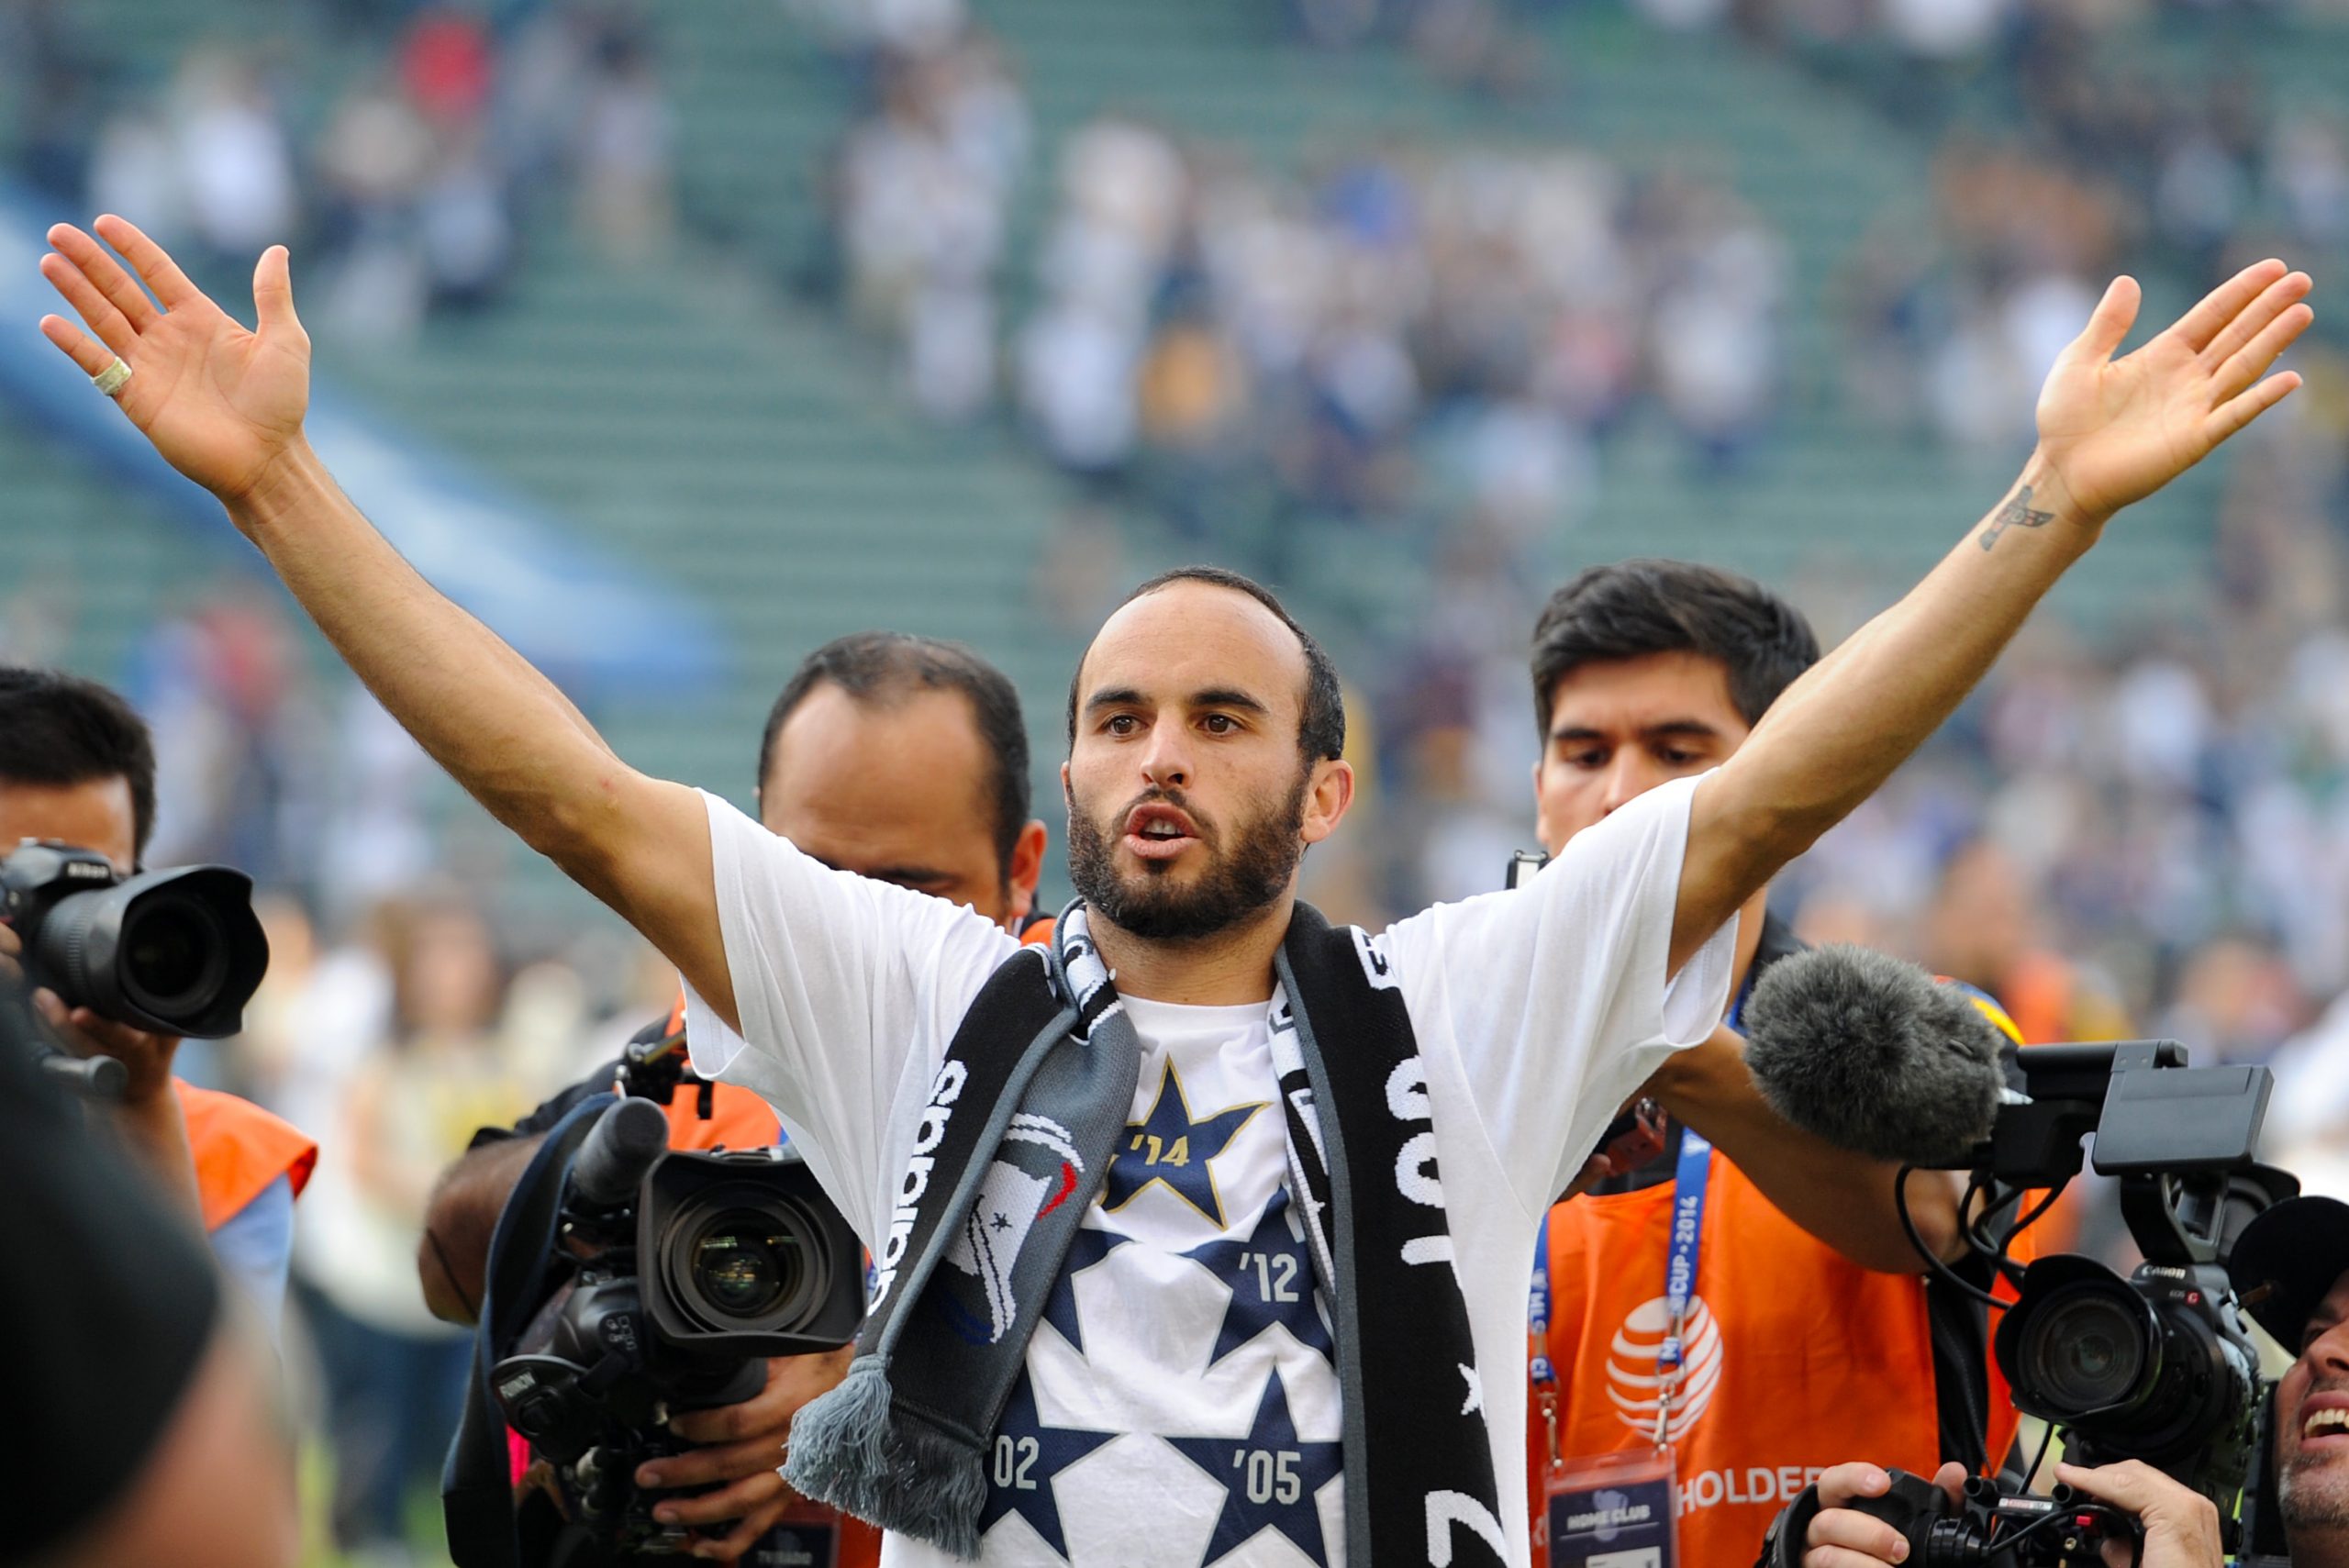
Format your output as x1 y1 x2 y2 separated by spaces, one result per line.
2023 1287 2149 1416
689 1210 803 1318
657 1186 833 1338
121 895 228 1013
20 863 268 1038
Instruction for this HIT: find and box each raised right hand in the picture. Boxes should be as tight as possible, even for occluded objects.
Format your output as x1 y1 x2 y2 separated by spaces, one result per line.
37 217 310 505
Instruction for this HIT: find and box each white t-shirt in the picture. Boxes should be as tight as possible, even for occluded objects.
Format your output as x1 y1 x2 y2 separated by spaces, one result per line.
682 775 1735 1568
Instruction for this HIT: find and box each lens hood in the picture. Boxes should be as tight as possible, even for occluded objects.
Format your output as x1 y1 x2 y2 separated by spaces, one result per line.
29 864 270 1037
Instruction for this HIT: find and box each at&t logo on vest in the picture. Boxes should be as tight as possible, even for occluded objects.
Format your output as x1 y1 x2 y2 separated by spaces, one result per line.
1604 1295 1723 1442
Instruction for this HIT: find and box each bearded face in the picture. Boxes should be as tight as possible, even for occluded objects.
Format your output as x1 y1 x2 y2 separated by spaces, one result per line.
1060 579 1352 953
1065 770 1308 943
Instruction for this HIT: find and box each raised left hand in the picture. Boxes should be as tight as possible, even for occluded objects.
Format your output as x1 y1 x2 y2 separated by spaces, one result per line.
2032 260 2311 525
636 1346 853 1562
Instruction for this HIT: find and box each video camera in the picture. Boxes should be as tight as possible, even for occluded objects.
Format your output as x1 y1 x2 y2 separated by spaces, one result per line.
1871 1040 2296 1565
0 840 270 1090
470 1092 863 1563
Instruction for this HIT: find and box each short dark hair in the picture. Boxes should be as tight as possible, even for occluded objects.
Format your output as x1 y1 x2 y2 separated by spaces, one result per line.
1067 566 1346 763
1530 561 1820 736
757 632 1030 873
0 667 158 861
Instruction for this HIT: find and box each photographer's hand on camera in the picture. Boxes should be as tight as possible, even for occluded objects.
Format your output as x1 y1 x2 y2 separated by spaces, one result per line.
1796 1461 1967 1567
2054 1461 2222 1568
631 1346 853 1562
0 918 199 1215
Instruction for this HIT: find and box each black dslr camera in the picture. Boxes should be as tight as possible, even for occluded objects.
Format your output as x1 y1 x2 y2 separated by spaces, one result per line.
1865 1041 2293 1565
0 840 270 1088
483 1095 863 1562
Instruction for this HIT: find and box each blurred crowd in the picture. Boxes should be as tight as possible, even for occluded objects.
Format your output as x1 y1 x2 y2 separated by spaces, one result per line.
815 6 1030 420
1015 126 1786 535
5 0 674 346
1621 0 2349 450
806 1 1785 533
1620 0 2343 57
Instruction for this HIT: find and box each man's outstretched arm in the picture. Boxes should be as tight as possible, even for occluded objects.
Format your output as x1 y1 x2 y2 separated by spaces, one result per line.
1667 261 2312 973
37 217 737 1024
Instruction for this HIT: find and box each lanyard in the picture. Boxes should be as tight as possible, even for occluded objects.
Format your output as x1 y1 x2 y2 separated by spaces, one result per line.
1531 1216 1556 1389
1531 971 1748 1455
1654 967 1742 1445
1652 1126 1713 1444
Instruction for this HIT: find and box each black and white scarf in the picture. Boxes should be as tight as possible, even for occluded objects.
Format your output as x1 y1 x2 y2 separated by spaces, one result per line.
785 900 1506 1565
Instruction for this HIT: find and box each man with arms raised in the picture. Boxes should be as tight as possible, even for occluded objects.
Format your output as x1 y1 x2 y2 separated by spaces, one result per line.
32 214 2310 1568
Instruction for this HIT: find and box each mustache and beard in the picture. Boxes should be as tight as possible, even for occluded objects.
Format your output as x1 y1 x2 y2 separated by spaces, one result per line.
1066 771 1309 942
2285 1381 2349 1530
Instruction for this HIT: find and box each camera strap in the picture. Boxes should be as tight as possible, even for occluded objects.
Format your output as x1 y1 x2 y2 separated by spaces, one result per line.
443 1092 618 1568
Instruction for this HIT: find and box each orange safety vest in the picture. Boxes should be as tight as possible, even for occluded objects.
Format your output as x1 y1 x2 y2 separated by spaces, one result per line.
1530 1156 2031 1568
173 1079 317 1234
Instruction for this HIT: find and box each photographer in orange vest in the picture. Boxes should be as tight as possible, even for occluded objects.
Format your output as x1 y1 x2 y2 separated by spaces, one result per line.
0 667 316 1332
418 632 1051 1566
1521 565 2038 1568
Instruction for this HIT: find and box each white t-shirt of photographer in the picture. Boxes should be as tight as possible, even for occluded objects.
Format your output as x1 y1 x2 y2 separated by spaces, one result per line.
682 773 1735 1568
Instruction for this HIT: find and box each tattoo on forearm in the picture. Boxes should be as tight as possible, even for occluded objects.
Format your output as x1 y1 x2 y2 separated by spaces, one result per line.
1978 486 2055 551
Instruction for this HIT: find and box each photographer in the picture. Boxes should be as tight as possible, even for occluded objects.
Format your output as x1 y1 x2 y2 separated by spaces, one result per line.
35 212 2310 1568
0 666 316 1332
419 631 1048 1563
1770 1192 2349 1568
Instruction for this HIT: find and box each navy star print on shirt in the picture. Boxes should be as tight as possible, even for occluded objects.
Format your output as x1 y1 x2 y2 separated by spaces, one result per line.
1039 1222 1130 1353
1102 1059 1267 1228
978 1370 1119 1562
1167 1364 1344 1567
1181 1189 1332 1369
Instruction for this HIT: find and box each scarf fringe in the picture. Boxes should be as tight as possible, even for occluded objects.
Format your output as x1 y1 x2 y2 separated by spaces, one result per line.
785 1357 989 1560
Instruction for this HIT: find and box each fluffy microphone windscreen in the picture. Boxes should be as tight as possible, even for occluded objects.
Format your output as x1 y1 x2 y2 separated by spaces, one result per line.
1741 944 2006 1168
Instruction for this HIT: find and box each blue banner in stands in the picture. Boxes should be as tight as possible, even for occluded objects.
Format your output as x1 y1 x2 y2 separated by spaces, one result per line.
0 183 723 702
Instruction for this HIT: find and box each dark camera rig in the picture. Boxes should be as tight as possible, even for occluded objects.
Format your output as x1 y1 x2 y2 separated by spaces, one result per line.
463 1094 864 1564
1875 1040 2296 1565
